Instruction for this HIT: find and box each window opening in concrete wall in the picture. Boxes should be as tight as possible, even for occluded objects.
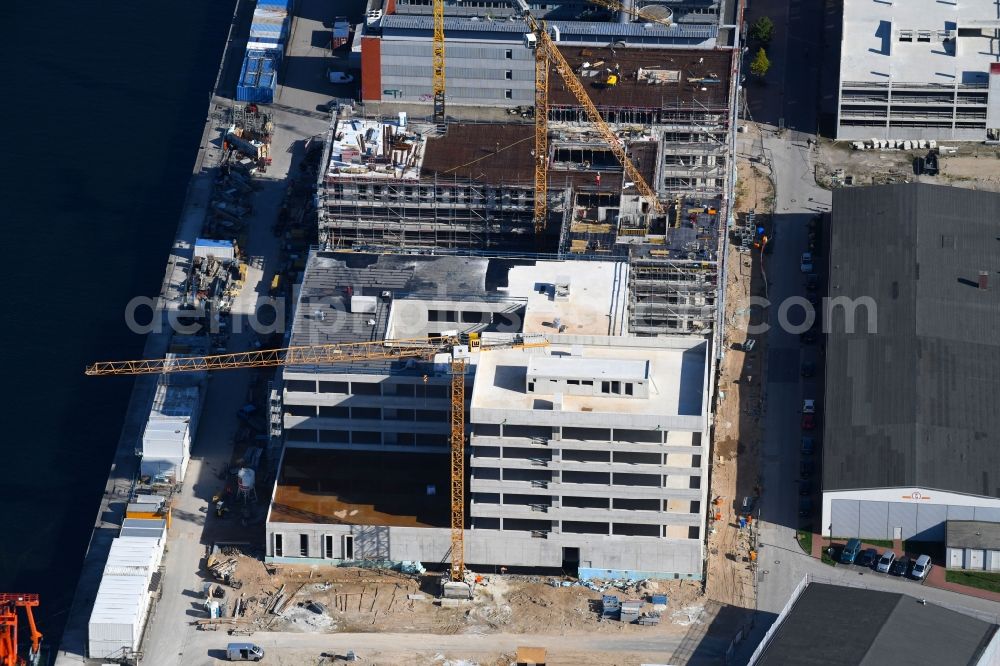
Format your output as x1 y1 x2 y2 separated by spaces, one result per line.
299 534 309 557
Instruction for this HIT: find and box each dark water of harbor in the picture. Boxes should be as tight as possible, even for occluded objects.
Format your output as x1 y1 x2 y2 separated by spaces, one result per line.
1 0 235 646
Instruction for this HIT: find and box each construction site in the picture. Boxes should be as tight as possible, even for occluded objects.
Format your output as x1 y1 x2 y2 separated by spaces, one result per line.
50 0 752 662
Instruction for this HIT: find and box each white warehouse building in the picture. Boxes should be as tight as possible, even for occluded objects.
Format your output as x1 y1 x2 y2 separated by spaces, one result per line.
837 0 1000 140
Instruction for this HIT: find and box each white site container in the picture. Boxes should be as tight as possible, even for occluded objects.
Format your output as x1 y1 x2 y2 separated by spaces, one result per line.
141 418 191 483
104 536 163 586
150 384 202 435
120 518 168 543
87 575 151 659
140 452 189 484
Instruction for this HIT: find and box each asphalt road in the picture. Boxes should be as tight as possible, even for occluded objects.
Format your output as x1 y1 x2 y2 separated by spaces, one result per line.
745 0 826 133
181 629 689 665
729 128 1000 664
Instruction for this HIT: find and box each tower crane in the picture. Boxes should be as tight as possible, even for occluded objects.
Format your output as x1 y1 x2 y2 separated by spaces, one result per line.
87 334 548 583
0 594 42 666
432 0 447 130
525 9 665 232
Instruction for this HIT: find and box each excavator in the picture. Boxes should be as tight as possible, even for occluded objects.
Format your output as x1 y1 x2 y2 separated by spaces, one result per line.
87 333 549 585
0 594 42 666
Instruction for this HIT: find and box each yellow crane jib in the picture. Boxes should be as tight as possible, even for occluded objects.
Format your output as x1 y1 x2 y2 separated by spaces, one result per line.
86 332 549 587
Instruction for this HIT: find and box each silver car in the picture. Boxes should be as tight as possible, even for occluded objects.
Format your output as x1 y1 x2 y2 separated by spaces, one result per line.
912 554 933 580
876 550 896 573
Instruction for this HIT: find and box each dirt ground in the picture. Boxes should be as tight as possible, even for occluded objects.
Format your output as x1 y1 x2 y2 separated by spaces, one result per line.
703 146 771 611
198 553 708 645
815 139 1000 190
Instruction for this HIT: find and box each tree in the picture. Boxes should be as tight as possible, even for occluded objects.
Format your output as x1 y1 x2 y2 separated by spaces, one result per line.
751 48 771 78
750 16 774 44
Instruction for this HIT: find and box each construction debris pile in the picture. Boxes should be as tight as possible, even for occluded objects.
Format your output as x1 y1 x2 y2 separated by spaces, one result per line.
191 562 705 640
327 115 425 180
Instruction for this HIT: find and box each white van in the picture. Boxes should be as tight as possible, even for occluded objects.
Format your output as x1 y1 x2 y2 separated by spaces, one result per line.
227 643 265 661
911 554 933 580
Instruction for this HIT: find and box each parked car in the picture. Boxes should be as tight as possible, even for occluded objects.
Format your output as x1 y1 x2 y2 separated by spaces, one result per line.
800 328 818 344
806 273 820 292
891 556 911 577
227 643 265 662
798 497 812 517
807 291 821 306
802 413 817 430
802 399 816 414
799 480 812 496
801 361 816 377
801 435 815 455
800 252 814 273
912 554 933 580
877 550 897 573
327 70 355 84
857 548 879 568
800 460 814 478
840 538 862 564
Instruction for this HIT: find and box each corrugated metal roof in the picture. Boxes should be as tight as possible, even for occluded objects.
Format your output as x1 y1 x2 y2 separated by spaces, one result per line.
824 184 1000 497
105 538 159 572
88 575 148 624
380 14 718 40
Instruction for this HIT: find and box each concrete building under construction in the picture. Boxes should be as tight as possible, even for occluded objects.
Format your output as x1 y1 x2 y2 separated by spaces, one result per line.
265 251 711 579
320 42 731 334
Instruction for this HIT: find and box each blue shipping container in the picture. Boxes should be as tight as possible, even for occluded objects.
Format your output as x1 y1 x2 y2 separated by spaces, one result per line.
257 0 291 10
250 20 288 43
236 49 279 104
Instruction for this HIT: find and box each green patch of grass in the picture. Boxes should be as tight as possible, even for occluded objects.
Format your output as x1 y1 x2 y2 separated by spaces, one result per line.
821 547 837 567
945 570 1000 594
861 539 894 548
796 530 812 555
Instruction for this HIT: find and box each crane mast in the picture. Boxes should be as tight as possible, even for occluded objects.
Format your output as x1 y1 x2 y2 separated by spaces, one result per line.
449 359 466 581
526 12 665 228
533 40 550 233
432 0 447 130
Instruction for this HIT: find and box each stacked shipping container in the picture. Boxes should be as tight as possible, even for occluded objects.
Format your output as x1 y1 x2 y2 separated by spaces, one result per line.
237 0 292 103
87 522 167 659
140 381 203 484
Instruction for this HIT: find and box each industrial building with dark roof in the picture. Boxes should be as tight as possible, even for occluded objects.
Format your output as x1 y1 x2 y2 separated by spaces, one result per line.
748 582 1000 666
821 183 1000 541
